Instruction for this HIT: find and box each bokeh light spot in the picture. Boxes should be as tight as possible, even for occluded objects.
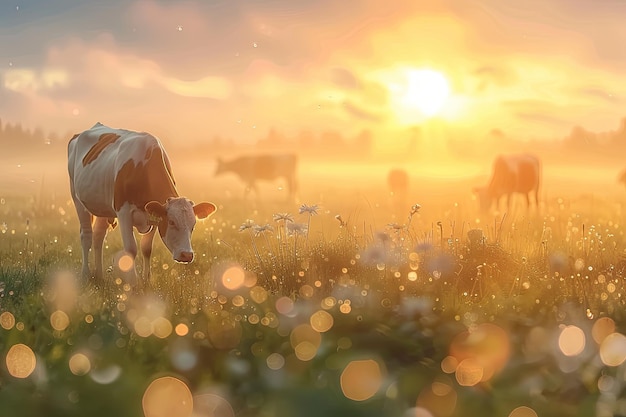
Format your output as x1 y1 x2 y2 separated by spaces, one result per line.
266 353 286 370
509 406 538 417
69 353 91 375
117 255 134 272
0 311 16 330
455 358 483 386
193 393 235 417
310 310 334 333
153 317 173 339
275 296 294 315
249 286 268 304
441 356 458 374
143 376 193 417
6 343 36 378
592 317 616 345
221 266 245 291
50 310 70 331
294 341 317 361
340 359 383 401
175 323 189 336
558 325 585 356
600 332 626 367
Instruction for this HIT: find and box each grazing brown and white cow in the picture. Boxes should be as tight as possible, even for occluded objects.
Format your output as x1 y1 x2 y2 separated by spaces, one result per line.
68 122 217 284
215 154 298 199
473 153 541 212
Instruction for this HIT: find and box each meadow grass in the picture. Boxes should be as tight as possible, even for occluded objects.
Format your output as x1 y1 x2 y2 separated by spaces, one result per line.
1 182 626 417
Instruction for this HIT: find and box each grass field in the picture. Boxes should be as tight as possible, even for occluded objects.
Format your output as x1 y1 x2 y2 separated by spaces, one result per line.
2 158 626 417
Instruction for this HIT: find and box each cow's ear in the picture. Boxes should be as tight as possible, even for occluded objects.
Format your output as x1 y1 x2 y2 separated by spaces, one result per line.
145 201 166 224
193 202 217 219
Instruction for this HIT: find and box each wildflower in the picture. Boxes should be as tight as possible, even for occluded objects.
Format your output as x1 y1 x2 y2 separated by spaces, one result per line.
386 223 405 231
273 213 294 223
286 222 308 236
239 219 255 232
299 204 319 215
335 214 346 227
410 204 421 216
253 224 273 237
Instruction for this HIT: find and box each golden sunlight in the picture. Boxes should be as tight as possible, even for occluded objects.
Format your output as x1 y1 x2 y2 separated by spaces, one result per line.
402 69 450 117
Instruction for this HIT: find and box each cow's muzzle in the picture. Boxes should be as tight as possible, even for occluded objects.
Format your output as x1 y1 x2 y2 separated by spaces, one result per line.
175 251 194 264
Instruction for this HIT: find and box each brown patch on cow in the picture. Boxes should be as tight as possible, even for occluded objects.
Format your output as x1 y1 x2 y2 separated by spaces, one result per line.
113 146 178 211
82 133 121 166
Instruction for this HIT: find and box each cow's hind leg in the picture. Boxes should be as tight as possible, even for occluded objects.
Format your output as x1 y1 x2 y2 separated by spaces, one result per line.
73 199 93 280
92 217 110 281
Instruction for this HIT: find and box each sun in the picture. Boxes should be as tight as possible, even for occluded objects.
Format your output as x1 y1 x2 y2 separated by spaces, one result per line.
401 69 450 117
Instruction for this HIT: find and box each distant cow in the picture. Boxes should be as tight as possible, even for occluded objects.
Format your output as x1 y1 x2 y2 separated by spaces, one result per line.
618 169 626 188
387 168 409 216
387 169 409 196
215 154 298 199
68 122 217 285
473 153 541 212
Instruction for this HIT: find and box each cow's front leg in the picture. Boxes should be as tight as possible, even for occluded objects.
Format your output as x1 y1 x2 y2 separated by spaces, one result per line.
140 228 156 287
116 205 139 285
92 217 110 282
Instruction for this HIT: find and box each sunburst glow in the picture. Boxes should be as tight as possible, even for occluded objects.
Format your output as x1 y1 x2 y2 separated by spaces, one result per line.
402 69 450 117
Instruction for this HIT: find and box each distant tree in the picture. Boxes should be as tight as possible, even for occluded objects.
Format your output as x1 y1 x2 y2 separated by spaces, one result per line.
566 125 596 149
256 128 288 150
32 127 45 144
297 130 316 150
611 117 626 148
319 130 345 153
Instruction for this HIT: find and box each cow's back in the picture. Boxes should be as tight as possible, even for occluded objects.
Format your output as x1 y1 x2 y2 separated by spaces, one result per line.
68 123 169 217
489 154 540 195
252 154 296 180
515 154 540 193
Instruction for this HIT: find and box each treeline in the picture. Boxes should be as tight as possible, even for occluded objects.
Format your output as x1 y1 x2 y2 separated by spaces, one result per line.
0 117 374 159
200 128 373 158
0 118 70 152
3 115 626 165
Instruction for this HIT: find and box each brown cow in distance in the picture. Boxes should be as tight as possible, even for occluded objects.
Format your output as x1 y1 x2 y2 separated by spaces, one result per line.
215 154 298 199
387 168 409 216
473 153 541 212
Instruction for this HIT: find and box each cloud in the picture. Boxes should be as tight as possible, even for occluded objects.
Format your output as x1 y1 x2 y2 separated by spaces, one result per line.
160 76 232 100
330 68 362 90
342 101 385 123
3 68 69 93
577 87 620 104
10 34 234 101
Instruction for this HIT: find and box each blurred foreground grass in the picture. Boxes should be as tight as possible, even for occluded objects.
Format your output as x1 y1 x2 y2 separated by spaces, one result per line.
2 192 626 417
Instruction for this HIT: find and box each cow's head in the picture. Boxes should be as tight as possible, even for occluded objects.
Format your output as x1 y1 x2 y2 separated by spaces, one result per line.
145 197 217 263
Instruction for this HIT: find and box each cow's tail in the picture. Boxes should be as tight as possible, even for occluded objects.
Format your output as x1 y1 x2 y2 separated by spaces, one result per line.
534 157 542 207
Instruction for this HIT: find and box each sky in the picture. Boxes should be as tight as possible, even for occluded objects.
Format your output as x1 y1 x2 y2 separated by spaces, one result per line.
1 0 626 145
